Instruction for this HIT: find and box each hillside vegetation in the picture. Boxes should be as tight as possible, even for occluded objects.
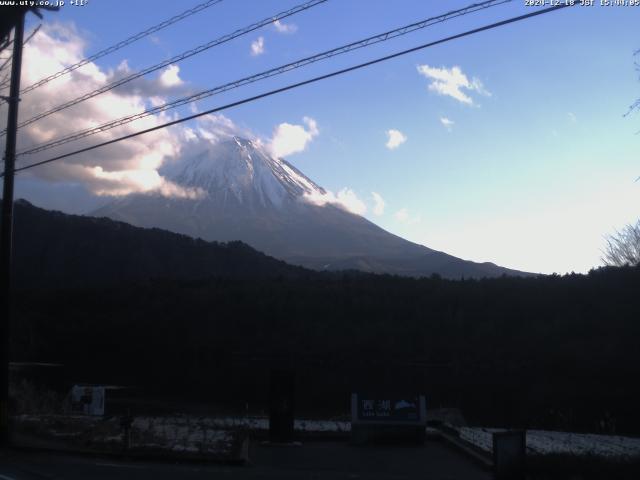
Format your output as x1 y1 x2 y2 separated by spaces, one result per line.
9 201 640 433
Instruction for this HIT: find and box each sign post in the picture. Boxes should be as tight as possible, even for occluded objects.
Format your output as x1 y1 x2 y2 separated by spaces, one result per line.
268 369 295 444
493 430 526 480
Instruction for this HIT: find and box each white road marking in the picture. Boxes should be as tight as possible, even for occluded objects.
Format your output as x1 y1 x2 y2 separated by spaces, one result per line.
0 474 18 480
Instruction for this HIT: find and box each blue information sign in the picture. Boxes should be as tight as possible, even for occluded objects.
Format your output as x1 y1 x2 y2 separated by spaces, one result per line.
352 394 426 425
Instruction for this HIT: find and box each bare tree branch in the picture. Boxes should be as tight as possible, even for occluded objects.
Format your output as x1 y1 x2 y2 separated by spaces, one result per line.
602 219 640 267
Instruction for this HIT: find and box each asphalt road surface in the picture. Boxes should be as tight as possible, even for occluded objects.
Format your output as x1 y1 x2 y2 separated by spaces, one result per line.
0 439 491 479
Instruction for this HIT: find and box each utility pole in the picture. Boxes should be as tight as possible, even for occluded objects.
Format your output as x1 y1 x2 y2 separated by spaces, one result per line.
0 10 25 446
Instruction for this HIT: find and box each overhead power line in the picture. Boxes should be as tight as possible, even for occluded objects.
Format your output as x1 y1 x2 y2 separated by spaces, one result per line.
17 0 511 158
4 0 328 136
6 2 574 178
0 26 40 95
0 33 14 87
21 24 41 47
0 65 11 90
19 0 226 94
0 32 12 54
0 25 40 67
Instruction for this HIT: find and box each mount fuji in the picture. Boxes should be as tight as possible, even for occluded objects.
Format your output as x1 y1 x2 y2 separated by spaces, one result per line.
92 136 530 279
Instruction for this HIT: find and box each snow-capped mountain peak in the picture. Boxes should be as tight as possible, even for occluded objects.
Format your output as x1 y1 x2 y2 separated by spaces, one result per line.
170 136 325 209
93 134 531 279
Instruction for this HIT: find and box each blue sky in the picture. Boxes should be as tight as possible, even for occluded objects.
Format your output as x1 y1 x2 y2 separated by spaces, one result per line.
7 0 640 274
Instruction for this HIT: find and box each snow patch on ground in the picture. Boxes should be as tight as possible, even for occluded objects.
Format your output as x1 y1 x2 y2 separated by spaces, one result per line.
132 415 349 434
451 425 640 461
131 416 237 455
13 414 241 459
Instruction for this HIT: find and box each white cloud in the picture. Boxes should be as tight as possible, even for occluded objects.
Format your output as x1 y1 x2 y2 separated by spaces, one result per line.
394 208 421 225
417 64 490 105
440 117 455 131
251 36 265 56
385 129 407 150
195 113 243 143
148 96 165 107
395 208 409 222
158 64 183 88
335 188 367 215
469 77 491 97
303 188 367 216
89 166 203 198
568 112 577 123
371 191 385 216
157 112 251 156
7 23 198 199
273 19 297 34
183 127 197 141
269 117 319 158
105 59 192 98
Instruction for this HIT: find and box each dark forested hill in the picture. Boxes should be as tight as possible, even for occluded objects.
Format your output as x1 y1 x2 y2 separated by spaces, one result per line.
11 199 308 288
7 200 640 435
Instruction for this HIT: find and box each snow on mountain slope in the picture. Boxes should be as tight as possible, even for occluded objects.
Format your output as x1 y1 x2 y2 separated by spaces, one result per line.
92 136 531 279
169 136 325 209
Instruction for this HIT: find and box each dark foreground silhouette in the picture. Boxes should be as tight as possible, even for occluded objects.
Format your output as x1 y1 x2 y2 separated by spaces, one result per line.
8 200 640 434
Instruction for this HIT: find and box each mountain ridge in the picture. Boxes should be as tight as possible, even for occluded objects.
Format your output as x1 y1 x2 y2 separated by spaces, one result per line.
93 135 534 279
11 199 308 289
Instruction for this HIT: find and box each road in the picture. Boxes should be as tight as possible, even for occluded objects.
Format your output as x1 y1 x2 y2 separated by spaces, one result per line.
0 439 491 479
